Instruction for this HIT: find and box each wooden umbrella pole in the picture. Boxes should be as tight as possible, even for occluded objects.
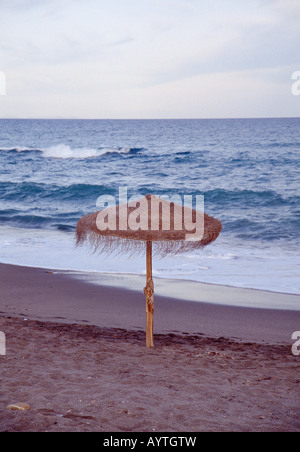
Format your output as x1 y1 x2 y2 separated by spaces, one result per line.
144 240 154 348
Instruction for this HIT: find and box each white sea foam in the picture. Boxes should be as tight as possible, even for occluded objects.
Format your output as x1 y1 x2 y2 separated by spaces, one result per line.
0 144 133 159
42 144 98 159
42 144 133 159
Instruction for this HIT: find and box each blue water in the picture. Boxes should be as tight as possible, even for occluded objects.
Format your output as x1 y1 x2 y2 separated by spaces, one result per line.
0 118 300 296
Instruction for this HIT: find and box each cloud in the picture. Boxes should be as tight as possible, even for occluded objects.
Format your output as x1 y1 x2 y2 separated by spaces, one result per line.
1 0 42 10
0 0 299 118
141 0 300 90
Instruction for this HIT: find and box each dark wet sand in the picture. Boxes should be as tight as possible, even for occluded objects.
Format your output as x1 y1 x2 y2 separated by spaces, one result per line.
0 263 299 432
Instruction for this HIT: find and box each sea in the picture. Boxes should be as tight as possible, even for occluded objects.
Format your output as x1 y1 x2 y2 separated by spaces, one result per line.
0 118 299 307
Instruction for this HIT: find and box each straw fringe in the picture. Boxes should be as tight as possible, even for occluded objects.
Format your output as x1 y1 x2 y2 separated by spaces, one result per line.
76 227 214 258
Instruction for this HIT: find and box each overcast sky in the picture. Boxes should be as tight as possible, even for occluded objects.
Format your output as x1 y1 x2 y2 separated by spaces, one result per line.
0 0 299 119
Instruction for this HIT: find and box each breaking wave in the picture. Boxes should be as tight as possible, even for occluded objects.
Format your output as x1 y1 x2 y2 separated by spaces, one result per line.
0 144 145 159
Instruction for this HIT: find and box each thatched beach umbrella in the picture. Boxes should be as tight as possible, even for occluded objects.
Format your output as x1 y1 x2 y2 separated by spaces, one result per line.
76 193 222 348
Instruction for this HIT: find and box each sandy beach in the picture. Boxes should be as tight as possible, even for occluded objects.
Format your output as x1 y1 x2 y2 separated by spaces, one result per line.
0 263 299 432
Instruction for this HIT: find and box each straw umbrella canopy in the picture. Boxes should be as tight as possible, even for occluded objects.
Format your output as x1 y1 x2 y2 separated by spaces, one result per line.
76 194 222 348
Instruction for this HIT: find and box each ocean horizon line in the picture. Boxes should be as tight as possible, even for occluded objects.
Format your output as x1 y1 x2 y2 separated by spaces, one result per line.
1 116 300 121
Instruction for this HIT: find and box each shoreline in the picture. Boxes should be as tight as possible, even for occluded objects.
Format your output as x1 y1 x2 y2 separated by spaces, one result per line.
2 257 300 306
60 268 300 310
0 262 299 345
1 224 299 298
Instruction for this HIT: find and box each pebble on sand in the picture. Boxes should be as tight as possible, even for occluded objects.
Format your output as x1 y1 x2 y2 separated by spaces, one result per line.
6 403 31 411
